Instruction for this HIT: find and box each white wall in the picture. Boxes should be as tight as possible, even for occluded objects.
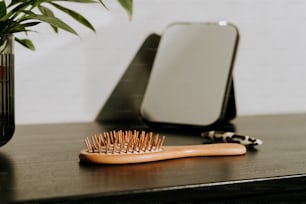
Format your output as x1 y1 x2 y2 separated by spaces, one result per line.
15 0 306 124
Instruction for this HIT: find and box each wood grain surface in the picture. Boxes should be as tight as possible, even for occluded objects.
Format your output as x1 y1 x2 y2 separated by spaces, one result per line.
1 114 306 203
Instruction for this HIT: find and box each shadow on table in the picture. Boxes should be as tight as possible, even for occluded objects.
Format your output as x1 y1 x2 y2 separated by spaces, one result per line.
0 152 15 203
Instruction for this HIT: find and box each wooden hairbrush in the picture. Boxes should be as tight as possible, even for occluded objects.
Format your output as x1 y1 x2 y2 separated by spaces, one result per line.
79 130 246 164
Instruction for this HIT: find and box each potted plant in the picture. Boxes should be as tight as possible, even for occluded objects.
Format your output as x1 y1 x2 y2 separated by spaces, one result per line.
0 0 133 147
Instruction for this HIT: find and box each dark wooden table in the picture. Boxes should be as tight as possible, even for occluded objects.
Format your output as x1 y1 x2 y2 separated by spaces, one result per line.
1 114 306 203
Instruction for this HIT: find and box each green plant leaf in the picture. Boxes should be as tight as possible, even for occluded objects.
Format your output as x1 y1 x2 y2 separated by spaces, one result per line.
26 13 78 35
117 0 133 19
51 0 109 10
97 0 107 9
1 0 133 50
38 5 58 33
8 21 41 33
51 0 96 2
15 37 35 50
8 0 27 7
0 1 7 19
10 1 33 14
19 21 41 28
50 2 95 32
2 1 33 22
4 22 35 34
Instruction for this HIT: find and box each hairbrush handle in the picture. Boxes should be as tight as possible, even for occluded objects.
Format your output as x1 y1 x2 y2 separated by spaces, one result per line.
165 143 246 157
79 143 246 164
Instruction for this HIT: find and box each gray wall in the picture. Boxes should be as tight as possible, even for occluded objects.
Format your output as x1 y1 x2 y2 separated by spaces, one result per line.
15 0 306 124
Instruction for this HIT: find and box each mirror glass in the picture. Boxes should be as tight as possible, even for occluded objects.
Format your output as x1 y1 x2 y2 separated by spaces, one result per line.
140 22 239 126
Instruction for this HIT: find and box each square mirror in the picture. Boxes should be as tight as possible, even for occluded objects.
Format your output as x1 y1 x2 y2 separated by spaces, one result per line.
140 22 239 127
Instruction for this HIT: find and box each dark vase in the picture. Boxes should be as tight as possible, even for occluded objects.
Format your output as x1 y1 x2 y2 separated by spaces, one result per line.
0 34 15 147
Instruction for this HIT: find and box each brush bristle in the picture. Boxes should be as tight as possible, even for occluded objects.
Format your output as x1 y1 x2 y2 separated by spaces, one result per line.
84 130 166 154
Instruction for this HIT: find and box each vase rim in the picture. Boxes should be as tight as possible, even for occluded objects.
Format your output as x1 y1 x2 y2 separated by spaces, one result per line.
0 33 13 37
0 34 14 54
0 33 14 35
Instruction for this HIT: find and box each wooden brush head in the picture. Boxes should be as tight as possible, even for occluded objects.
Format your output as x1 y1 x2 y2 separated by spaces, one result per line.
84 130 166 154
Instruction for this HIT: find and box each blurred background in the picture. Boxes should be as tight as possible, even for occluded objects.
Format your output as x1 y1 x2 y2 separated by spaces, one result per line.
14 0 306 124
